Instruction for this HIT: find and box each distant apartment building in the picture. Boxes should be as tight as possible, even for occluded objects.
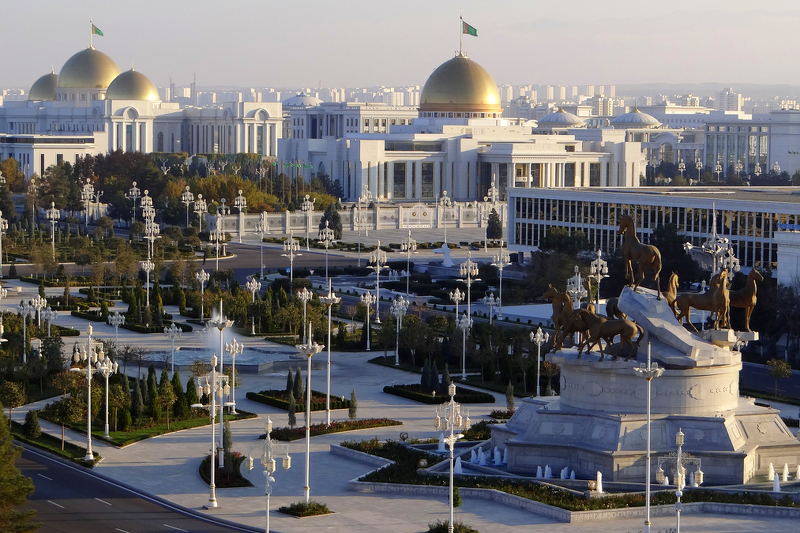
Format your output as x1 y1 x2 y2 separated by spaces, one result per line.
717 88 743 112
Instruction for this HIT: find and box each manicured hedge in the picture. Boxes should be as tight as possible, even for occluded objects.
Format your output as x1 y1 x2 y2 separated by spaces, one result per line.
71 310 107 322
383 384 495 404
20 276 90 287
51 325 80 337
264 418 402 441
120 321 192 333
246 389 350 412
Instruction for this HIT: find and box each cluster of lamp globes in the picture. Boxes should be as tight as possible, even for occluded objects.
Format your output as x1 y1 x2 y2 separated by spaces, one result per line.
72 344 118 374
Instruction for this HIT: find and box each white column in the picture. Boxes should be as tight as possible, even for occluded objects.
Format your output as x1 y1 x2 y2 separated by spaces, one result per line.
601 162 608 186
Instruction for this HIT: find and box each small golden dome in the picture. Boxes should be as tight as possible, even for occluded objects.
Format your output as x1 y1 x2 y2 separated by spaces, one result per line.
106 69 159 101
419 54 501 114
29 71 58 101
58 47 121 89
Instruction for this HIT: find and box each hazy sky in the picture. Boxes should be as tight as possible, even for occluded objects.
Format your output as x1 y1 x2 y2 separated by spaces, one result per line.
5 0 800 90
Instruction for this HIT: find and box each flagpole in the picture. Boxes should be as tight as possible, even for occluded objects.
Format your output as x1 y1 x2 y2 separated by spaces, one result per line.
459 12 463 56
90 18 93 48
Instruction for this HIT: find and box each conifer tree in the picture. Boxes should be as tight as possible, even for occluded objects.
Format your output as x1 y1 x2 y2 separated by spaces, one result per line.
293 367 304 400
287 390 297 429
0 403 39 532
171 370 188 420
349 389 357 420
131 379 143 419
23 410 41 439
185 377 199 408
286 368 294 394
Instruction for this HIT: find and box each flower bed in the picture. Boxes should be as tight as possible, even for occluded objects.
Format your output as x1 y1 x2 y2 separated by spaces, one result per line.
278 500 331 517
383 384 495 405
246 389 350 412
263 418 402 441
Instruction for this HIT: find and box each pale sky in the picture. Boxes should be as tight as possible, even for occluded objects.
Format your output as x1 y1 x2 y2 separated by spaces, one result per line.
4 0 800 90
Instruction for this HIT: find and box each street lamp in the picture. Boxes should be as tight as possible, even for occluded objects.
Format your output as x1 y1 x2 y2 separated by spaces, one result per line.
773 161 782 176
194 194 207 234
481 293 498 325
368 241 389 323
144 217 160 260
246 278 262 304
459 252 479 324
81 179 95 230
255 212 271 279
282 232 302 287
233 189 247 243
401 230 417 298
589 249 609 309
457 313 472 379
17 300 34 363
389 296 409 366
449 287 464 317
492 242 511 319
0 210 7 278
142 260 155 308
95 352 118 438
433 382 469 533
42 307 58 337
30 295 46 328
70 325 101 461
715 159 722 182
530 327 549 397
297 287 313 344
695 157 703 183
566 265 587 307
360 291 376 351
656 428 703 533
225 338 243 414
211 199 230 271
107 311 125 356
356 184 371 267
678 158 685 180
439 190 452 246
164 322 181 375
633 343 664 533
126 181 141 224
209 301 234 466
319 279 341 426
191 354 231 509
301 194 315 251
734 160 743 180
195 270 210 323
46 202 59 260
295 321 323 503
249 418 291 533
318 220 335 280
181 186 194 229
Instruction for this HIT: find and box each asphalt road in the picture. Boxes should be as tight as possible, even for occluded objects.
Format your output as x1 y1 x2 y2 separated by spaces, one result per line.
741 361 800 402
16 446 250 533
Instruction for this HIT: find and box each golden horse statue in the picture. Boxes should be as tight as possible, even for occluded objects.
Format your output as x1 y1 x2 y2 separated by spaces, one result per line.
674 270 729 331
729 268 763 332
542 284 574 350
662 272 679 316
618 214 663 299
605 297 627 320
573 309 645 361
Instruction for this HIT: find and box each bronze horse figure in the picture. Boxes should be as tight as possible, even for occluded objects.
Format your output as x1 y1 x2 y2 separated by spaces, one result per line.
618 214 663 300
542 284 574 350
674 270 728 331
663 272 679 316
729 268 763 332
573 309 645 362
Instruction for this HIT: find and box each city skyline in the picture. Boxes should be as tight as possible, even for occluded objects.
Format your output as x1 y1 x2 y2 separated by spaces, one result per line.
5 0 800 90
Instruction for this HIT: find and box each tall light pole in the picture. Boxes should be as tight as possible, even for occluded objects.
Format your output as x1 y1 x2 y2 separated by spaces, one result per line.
246 278 262 304
164 322 181 375
656 429 702 533
301 194 315 251
439 190 452 246
589 249 609 309
195 270 209 323
434 382 469 533
360 291 376 351
30 295 46 327
191 354 230 509
225 338 243 414
566 265 587 308
0 209 7 278
678 158 685 180
449 288 464 318
96 352 118 438
46 201 59 260
233 189 247 243
457 313 472 379
401 230 417 298
126 181 141 226
17 300 34 363
319 279 341 425
295 321 323 503
492 242 511 319
194 194 207 234
389 296 409 366
249 418 291 533
42 306 58 337
695 157 703 183
459 252 479 325
356 184 371 267
70 325 101 462
255 212 271 279
212 199 229 271
282 233 301 287
107 311 125 355
481 293 498 325
81 179 94 230
368 241 388 323
318 220 335 280
297 287 312 344
142 260 154 308
734 160 743 181
530 327 549 398
181 186 194 229
209 301 234 467
633 343 664 533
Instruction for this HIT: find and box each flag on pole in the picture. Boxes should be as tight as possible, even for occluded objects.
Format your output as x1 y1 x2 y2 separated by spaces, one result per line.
462 21 477 37
92 24 104 36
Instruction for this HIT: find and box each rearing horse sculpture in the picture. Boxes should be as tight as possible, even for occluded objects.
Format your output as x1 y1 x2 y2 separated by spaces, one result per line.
618 214 663 300
729 268 763 332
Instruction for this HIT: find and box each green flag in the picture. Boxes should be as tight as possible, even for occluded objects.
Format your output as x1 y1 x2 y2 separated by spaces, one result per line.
92 24 104 36
462 21 477 37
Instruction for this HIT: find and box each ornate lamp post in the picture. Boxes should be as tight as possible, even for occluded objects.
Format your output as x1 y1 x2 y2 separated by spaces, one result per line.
209 301 234 465
589 249 609 309
46 202 59 260
318 220 335 280
0 209 7 278
295 321 323 503
492 242 511 319
530 327 549 397
734 160 743 180
107 311 125 355
433 382 469 533
246 278 262 304
459 252 479 324
95 352 118 438
754 162 762 180
300 194 315 251
482 180 499 252
481 293 498 325
225 338 243 414
70 325 101 462
164 322 181 375
678 158 685 180
360 291 376 351
695 157 703 183
255 212 271 279
211 199 229 271
249 418 291 533
126 181 141 224
81 179 94 230
457 313 472 379
142 260 155 308
368 241 389 323
42 306 58 337
656 429 703 533
297 287 313 344
773 161 782 176
194 194 207 234
281 232 302 286
180 186 194 228
233 190 247 243
401 230 417 298
143 217 160 260
17 300 34 363
356 184 371 267
389 296 409 366
566 265 587 308
449 288 464 317
140 189 153 224
30 295 46 327
319 279 341 425
633 344 664 533
191 354 231 509
439 190 452 246
715 159 722 182
195 270 210 323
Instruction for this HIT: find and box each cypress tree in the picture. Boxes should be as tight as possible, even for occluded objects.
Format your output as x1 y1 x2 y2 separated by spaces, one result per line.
148 378 161 422
131 379 143 418
139 377 149 407
285 368 294 395
185 377 199 407
172 370 188 420
421 361 430 392
159 368 170 388
442 364 452 391
431 361 440 393
349 389 357 420
287 390 297 429
0 403 37 531
293 367 303 400
120 373 131 405
23 410 41 439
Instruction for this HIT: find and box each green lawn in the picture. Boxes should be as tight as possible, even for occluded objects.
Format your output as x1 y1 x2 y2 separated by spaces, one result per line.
10 421 99 467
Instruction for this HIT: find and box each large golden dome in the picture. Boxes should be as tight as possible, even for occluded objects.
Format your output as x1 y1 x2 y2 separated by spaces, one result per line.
58 47 121 89
419 54 501 115
106 69 159 101
29 71 58 101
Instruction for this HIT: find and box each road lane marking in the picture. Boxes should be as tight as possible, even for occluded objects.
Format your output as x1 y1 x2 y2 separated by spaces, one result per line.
37 474 53 480
95 498 112 506
115 529 131 533
163 525 188 532
47 500 64 508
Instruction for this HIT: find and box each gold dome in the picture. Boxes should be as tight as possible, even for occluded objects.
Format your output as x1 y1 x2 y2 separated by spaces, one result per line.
106 69 159 101
29 71 58 101
419 54 501 114
58 47 121 89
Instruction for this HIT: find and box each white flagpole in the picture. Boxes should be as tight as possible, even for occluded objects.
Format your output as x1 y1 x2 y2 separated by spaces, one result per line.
459 11 463 56
90 18 93 48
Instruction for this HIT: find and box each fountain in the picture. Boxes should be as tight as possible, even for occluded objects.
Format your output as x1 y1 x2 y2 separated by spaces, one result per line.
502 448 508 464
536 465 542 478
454 457 463 475
773 475 781 493
493 447 502 466
437 433 445 452
479 450 487 466
783 463 789 482
570 470 575 480
596 471 603 493
469 449 477 464
544 465 552 479
769 463 775 481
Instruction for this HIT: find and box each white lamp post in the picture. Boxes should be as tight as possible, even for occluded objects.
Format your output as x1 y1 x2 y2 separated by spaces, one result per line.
95 352 118 438
482 181 500 252
401 230 417 298
181 186 194 229
318 220 335 280
356 184 372 266
734 159 743 180
208 301 234 465
249 418 291 533
225 338 243 414
459 252 479 324
164 322 181 375
678 158 685 180
42 306 58 337
255 212 271 279
211 199 229 271
282 232 302 287
191 354 231 509
81 179 95 230
107 311 125 356
17 300 34 363
389 296 409 366
297 287 312 344
246 278 262 304
439 190 452 246
126 181 141 225
530 327 549 397
30 295 46 328
433 382 469 533
194 194 207 234
195 270 210 323
360 291 376 351
457 313 472 379
70 325 101 462
0 210 7 278
142 260 155 308
589 249 609 309
368 241 388 323
481 293 498 325
633 343 664 533
301 194 315 251
295 321 323 503
319 279 341 426
46 201 59 260
566 265 587 311
695 157 703 183
449 288 464 318
233 189 247 243
492 242 511 319
144 217 160 260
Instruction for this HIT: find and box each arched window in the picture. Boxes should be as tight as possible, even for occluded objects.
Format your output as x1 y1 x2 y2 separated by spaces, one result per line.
157 132 164 152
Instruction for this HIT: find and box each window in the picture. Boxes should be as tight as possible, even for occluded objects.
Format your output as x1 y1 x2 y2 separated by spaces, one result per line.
411 162 416 198
421 162 434 198
394 162 406 198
